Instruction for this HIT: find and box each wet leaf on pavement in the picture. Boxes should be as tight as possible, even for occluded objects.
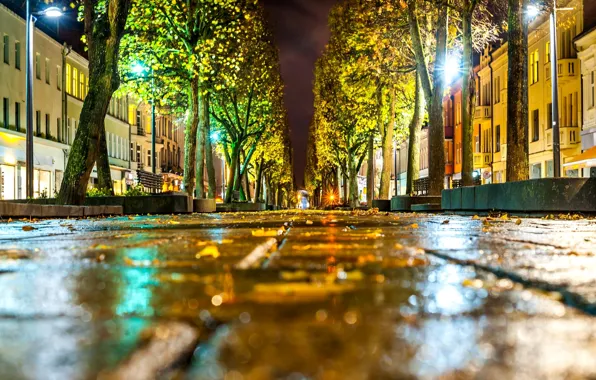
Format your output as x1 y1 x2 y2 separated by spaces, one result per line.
196 245 220 259
22 225 36 231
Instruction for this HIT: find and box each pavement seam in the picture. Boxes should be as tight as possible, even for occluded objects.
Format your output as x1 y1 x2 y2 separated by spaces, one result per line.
426 249 596 316
235 224 290 270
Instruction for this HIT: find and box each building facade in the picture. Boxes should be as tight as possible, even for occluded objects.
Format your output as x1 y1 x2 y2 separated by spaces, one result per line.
0 4 185 199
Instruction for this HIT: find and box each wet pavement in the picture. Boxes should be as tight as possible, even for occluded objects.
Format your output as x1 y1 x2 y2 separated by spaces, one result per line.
1 211 596 379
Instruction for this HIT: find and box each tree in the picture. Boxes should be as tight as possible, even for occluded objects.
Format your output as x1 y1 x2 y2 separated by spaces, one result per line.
506 0 529 181
407 0 448 196
120 0 245 199
210 4 288 203
57 0 132 205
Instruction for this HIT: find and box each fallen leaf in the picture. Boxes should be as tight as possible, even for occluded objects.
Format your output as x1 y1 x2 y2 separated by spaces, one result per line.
22 226 36 231
472 215 480 220
168 220 180 225
7 218 12 223
410 223 419 229
196 245 220 259
306 220 314 225
251 229 279 237
442 220 449 224
515 218 522 225
462 278 484 289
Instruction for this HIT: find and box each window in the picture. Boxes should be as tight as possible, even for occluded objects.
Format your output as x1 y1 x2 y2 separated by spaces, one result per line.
35 53 41 80
57 118 61 142
3 35 8 64
45 113 50 136
72 67 78 98
475 126 480 153
57 66 61 90
494 77 500 104
495 125 501 153
530 50 539 84
35 110 41 135
546 160 554 178
45 58 50 84
590 71 596 107
545 41 550 63
80 72 85 99
15 102 20 130
67 118 71 145
546 103 552 129
147 150 152 166
2 98 8 127
532 109 539 142
15 41 20 69
136 145 141 164
66 64 71 94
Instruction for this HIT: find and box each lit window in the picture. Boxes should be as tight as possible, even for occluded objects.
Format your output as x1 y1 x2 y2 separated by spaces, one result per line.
66 64 71 94
72 67 78 98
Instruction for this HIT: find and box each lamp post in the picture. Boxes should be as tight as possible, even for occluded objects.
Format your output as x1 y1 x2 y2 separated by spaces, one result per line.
527 2 573 178
25 3 63 198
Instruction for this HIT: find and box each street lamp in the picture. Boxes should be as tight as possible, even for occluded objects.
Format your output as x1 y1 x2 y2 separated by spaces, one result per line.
444 54 461 84
527 1 573 178
131 62 157 174
25 2 63 198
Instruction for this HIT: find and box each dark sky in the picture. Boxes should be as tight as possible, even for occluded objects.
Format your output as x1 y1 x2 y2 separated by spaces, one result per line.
262 0 337 187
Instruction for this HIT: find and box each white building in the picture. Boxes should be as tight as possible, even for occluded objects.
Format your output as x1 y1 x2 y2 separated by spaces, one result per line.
0 3 188 199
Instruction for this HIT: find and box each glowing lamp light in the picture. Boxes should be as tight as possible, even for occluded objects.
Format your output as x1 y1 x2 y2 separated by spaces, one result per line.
43 7 63 18
526 4 540 18
472 171 480 178
444 54 460 84
132 62 146 75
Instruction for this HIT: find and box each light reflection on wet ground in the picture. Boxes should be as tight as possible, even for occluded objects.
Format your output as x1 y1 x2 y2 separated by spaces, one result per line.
0 211 595 379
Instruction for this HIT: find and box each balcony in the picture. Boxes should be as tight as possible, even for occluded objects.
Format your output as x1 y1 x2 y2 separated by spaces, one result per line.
545 58 579 82
473 152 491 168
545 126 580 150
474 105 491 120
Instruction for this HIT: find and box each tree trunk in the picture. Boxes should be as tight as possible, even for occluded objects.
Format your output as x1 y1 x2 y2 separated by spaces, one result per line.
428 6 448 196
276 185 283 207
96 122 114 195
506 0 530 182
342 171 348 204
56 0 130 205
203 93 216 198
225 145 238 203
255 158 264 202
195 90 207 199
379 86 395 199
183 79 200 198
348 151 360 208
407 74 423 195
367 133 374 207
462 9 476 186
408 0 433 106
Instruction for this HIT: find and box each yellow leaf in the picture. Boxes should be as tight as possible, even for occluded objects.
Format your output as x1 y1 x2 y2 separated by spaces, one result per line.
196 245 220 259
472 215 480 220
22 226 36 231
251 229 278 237
410 223 418 229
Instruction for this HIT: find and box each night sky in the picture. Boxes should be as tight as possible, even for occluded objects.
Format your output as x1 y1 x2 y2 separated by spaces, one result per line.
262 0 337 187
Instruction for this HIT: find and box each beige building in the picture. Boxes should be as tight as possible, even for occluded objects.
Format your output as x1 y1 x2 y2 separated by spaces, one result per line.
0 3 186 199
488 0 584 181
